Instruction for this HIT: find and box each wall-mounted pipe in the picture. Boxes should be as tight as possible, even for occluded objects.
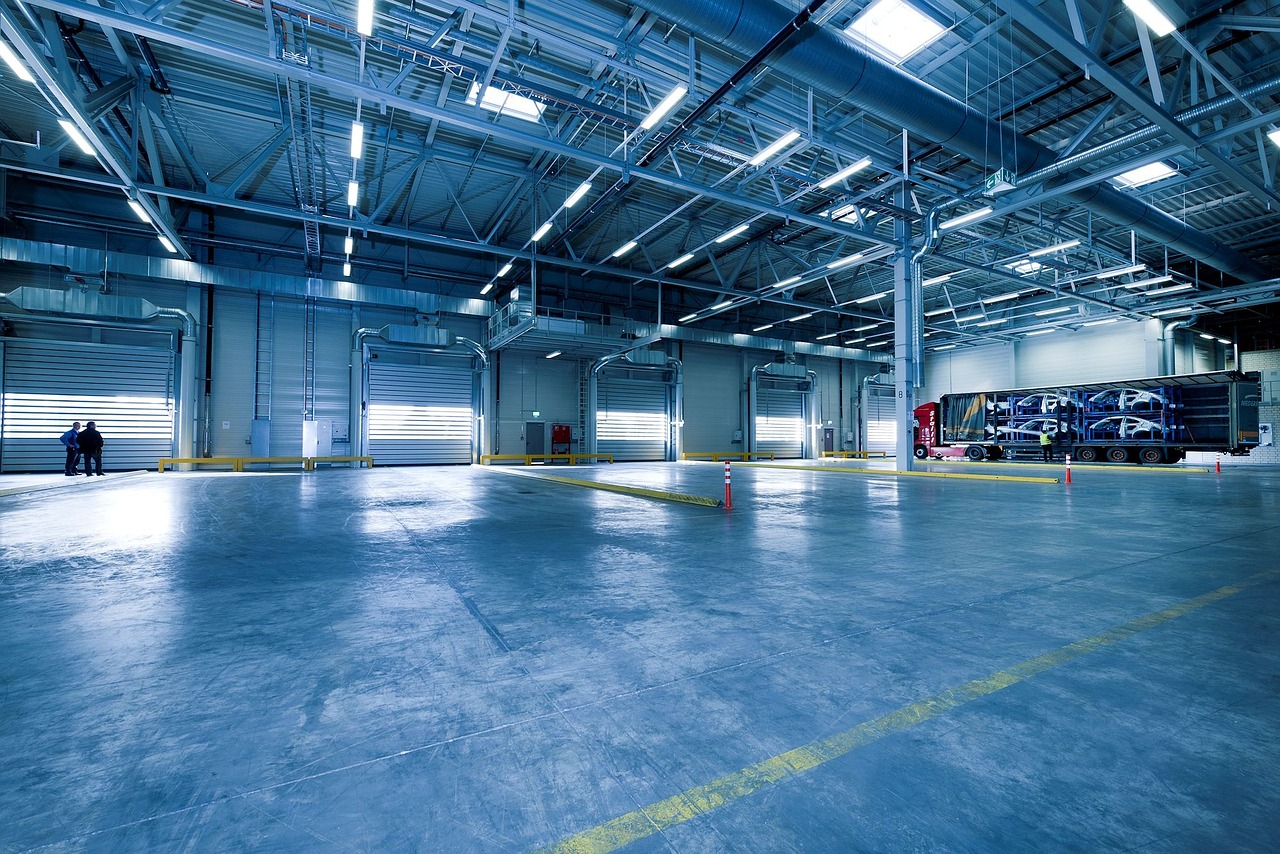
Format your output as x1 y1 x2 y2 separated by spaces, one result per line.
1162 316 1199 375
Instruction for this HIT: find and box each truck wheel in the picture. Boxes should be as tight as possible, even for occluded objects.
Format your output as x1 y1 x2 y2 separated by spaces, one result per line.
1139 447 1164 464
1106 446 1131 463
1075 446 1098 463
913 445 927 459
966 445 986 461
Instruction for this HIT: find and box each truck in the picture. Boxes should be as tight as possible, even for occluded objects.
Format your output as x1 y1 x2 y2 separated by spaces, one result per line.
913 370 1262 464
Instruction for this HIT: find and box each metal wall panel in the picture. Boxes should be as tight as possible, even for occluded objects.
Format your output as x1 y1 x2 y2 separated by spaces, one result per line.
209 290 257 456
269 299 306 456
314 304 354 451
1 338 175 471
495 350 581 454
597 376 669 461
1014 325 1147 386
924 342 1015 398
367 355 474 464
862 382 897 454
754 386 805 458
681 344 741 452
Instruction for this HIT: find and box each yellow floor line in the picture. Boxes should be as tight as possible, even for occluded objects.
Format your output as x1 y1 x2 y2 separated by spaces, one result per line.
539 566 1280 854
488 467 722 507
925 459 1212 475
737 461 1059 484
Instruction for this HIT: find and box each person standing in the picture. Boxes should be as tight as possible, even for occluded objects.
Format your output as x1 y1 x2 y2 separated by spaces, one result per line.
78 421 105 476
60 421 81 476
1040 427 1053 462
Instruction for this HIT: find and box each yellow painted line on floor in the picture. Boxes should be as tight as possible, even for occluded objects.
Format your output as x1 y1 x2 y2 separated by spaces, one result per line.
928 459 1212 475
489 467 722 507
737 461 1058 484
539 566 1280 854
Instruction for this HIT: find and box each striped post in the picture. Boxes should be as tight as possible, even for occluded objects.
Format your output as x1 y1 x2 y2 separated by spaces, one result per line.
1216 453 1222 474
1064 454 1072 485
723 460 733 509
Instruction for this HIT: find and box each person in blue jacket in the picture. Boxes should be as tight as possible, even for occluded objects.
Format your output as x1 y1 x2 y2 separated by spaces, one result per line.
60 421 81 476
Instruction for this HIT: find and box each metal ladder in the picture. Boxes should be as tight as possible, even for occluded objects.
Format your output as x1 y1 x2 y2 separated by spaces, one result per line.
577 358 590 452
279 23 323 272
254 294 274 420
303 298 316 419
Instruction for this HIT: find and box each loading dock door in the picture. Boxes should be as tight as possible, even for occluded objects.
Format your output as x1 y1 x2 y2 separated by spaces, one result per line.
0 338 176 472
596 376 670 461
862 383 896 455
754 385 806 458
366 357 474 464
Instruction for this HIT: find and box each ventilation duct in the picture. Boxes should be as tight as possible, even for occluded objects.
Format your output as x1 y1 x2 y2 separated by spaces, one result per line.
0 286 195 336
632 0 1270 281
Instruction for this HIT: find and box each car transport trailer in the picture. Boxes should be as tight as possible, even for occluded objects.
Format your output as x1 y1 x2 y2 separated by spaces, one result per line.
913 370 1262 464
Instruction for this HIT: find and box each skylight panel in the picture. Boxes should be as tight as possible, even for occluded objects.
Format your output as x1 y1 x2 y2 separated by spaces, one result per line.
1113 161 1176 188
466 82 545 123
844 0 947 63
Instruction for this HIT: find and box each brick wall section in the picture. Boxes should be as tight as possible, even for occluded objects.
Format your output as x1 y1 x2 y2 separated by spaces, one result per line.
1190 350 1280 465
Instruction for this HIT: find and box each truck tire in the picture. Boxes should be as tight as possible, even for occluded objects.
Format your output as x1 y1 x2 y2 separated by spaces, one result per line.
1139 447 1164 464
1075 446 1098 463
1106 446 1132 463
914 445 927 459
966 445 986 461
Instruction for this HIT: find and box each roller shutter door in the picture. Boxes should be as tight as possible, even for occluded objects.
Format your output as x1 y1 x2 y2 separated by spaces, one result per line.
755 386 805 458
597 377 668 461
862 384 896 455
367 359 474 464
1 339 175 472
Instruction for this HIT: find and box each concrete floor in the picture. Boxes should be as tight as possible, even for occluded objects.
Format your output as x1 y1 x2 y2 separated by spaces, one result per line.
2 459 1278 852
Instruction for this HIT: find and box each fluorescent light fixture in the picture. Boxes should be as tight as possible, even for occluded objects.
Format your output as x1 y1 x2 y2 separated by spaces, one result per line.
346 180 359 207
845 0 947 62
0 40 34 83
356 0 374 35
1121 275 1173 288
1123 0 1176 37
1114 161 1176 188
480 282 494 295
344 237 355 256
976 318 1008 327
983 291 1025 304
954 313 983 323
639 84 688 130
1146 283 1194 296
1005 260 1043 275
1199 332 1215 340
466 82 545 122
343 260 352 277
1217 338 1231 344
1083 318 1119 327
58 119 96 156
866 341 890 348
1035 306 1072 316
158 235 177 253
509 287 520 301
932 344 957 351
1027 239 1081 258
748 129 802 167
679 312 699 323
714 224 748 243
817 157 873 188
1152 307 1191 317
531 221 553 242
826 253 864 270
611 240 638 258
497 262 513 277
846 337 868 344
922 273 953 286
787 312 814 322
854 323 881 332
667 253 695 269
127 199 152 224
1096 263 1147 279
753 323 775 332
1269 128 1280 148
350 121 365 159
817 332 838 341
710 300 733 311
822 202 858 221
922 332 934 337
1024 328 1056 336
855 290 891 304
564 181 592 208
772 275 802 289
545 351 562 359
924 307 953 317
938 205 993 232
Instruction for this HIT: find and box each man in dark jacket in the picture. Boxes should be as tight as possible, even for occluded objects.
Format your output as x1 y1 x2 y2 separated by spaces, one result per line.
78 421 105 476
60 422 81 476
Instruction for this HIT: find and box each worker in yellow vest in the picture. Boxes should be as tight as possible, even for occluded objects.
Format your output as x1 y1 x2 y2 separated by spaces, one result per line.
1040 428 1053 462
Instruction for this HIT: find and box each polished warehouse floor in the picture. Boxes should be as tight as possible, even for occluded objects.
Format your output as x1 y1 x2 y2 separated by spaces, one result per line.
2 460 1278 852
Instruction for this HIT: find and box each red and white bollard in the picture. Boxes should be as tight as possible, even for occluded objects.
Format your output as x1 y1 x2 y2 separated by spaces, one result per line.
1216 453 1222 474
723 460 733 510
1064 453 1072 485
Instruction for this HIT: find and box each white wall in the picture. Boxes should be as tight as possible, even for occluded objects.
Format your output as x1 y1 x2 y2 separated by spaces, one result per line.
494 350 581 454
923 342 1014 399
681 343 742 452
